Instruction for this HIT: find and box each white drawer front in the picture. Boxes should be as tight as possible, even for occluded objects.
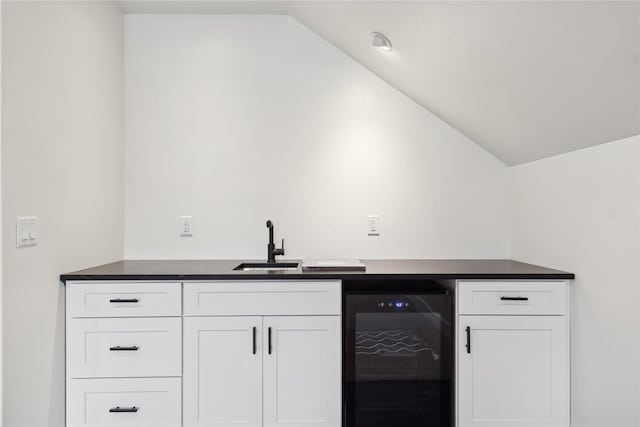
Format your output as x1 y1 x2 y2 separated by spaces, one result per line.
67 282 181 318
458 281 567 315
67 377 181 427
184 281 341 316
68 317 181 378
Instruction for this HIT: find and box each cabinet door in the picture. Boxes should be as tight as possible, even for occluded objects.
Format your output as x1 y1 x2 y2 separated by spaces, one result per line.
263 316 341 427
458 316 568 427
183 317 262 427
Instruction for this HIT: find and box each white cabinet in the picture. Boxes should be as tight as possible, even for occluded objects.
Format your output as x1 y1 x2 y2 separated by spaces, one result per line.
183 316 341 427
66 282 183 427
457 281 570 427
458 316 568 427
183 317 263 427
65 278 570 427
263 316 341 427
183 280 342 427
67 280 341 427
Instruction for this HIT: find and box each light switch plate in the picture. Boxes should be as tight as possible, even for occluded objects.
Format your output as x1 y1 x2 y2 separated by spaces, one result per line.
16 216 38 247
367 214 380 236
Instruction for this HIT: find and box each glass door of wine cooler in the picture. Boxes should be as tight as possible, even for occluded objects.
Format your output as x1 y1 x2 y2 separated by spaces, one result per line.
344 290 453 427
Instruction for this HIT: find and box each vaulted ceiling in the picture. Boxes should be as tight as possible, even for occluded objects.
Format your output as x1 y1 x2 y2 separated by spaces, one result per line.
120 1 640 165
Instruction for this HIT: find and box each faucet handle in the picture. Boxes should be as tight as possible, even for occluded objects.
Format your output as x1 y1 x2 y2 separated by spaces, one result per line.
272 238 285 257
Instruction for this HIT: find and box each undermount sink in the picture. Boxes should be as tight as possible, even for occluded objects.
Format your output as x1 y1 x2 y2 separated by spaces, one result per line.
233 262 299 271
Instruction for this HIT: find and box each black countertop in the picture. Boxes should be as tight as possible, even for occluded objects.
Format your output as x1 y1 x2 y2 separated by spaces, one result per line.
60 259 574 283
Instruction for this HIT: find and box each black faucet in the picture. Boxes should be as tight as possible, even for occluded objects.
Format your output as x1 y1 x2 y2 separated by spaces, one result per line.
266 220 285 263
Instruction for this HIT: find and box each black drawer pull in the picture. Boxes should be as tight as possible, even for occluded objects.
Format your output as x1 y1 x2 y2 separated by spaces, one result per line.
109 346 139 351
500 296 529 301
109 298 139 303
109 406 138 413
268 327 272 355
465 326 471 354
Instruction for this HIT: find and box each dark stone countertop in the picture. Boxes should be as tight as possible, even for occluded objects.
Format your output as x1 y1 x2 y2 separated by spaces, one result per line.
60 259 574 283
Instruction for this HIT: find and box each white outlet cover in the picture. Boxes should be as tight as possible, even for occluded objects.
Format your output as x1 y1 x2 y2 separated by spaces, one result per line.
180 216 193 236
368 215 380 236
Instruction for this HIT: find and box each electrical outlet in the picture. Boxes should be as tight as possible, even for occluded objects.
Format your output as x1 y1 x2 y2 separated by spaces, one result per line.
16 216 38 247
180 216 193 236
368 215 380 236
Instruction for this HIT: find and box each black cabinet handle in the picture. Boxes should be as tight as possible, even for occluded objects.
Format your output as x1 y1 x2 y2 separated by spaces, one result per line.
500 296 529 301
110 298 139 303
252 327 257 354
268 327 272 355
109 406 138 413
465 326 471 354
109 346 139 351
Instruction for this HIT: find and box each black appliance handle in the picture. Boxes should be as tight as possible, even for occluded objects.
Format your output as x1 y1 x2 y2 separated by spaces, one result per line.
252 327 257 354
500 296 529 301
109 406 138 413
465 326 471 354
268 327 272 354
109 346 139 351
109 298 139 303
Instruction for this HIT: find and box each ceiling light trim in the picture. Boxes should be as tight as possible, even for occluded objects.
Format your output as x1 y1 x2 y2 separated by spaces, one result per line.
371 31 392 51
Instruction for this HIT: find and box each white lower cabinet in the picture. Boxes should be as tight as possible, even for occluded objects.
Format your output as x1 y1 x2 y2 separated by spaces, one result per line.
458 316 568 427
65 279 570 427
183 315 341 427
66 282 184 427
67 280 342 427
67 377 181 427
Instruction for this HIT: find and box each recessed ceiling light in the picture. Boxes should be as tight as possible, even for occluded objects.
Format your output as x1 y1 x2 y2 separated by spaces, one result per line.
371 32 392 51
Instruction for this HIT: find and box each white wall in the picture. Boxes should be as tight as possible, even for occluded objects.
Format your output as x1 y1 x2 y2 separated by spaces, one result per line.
510 135 640 427
124 14 509 260
1 2 124 426
0 1 4 422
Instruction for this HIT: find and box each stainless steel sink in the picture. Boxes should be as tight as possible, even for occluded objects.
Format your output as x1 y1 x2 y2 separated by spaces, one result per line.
233 262 299 272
